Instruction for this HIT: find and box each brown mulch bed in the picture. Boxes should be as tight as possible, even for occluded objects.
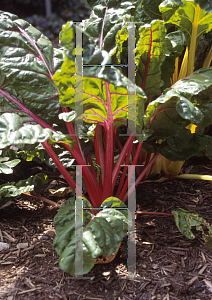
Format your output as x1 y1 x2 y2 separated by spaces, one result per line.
0 156 212 300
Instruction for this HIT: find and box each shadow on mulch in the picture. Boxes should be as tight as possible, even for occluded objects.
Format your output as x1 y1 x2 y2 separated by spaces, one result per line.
0 156 212 300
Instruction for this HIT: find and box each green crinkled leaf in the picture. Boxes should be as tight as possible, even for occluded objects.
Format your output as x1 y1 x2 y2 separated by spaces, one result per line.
0 182 33 201
142 0 163 20
0 158 20 174
82 0 137 56
52 197 130 275
165 31 187 57
86 216 119 256
100 196 130 220
156 133 212 161
134 1 152 23
19 143 76 169
199 103 212 128
15 172 48 189
47 132 75 150
53 197 93 235
0 11 64 126
53 21 146 138
167 128 193 151
172 208 212 248
161 30 187 89
0 172 48 203
115 22 129 64
174 68 212 122
144 96 189 140
161 56 176 90
0 113 75 150
58 232 100 275
59 111 77 122
59 111 96 139
159 0 212 46
0 113 53 149
135 20 167 100
144 67 212 140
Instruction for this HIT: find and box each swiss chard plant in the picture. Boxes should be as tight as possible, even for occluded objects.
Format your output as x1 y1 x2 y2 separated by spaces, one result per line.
0 0 212 274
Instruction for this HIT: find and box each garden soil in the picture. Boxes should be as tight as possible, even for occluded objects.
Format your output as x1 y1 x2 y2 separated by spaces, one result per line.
0 156 212 300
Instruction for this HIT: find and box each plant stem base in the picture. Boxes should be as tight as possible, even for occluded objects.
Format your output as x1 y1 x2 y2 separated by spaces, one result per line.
94 243 121 264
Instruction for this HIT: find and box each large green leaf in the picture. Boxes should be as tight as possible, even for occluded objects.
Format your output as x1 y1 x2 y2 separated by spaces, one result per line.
0 157 20 174
199 103 212 128
0 11 64 125
193 0 212 13
0 172 48 204
161 30 187 89
19 143 76 169
155 131 212 160
172 208 212 248
144 67 212 140
114 22 129 65
53 197 93 236
165 30 187 58
82 0 137 56
135 20 167 100
0 113 75 150
194 31 212 70
142 0 163 20
53 21 146 137
52 197 130 275
159 0 212 46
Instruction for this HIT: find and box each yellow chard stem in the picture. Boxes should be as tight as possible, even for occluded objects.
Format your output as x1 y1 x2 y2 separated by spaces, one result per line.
203 45 212 68
172 174 212 181
172 57 179 84
187 4 200 76
178 46 189 80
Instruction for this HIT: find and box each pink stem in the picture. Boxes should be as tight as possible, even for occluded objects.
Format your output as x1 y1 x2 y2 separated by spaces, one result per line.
17 25 53 77
115 130 123 152
122 152 160 202
118 143 142 200
62 143 102 206
42 141 100 207
87 153 97 177
112 132 135 190
42 140 82 197
94 125 105 183
0 89 56 131
102 82 114 200
136 211 173 216
115 142 133 198
61 107 85 162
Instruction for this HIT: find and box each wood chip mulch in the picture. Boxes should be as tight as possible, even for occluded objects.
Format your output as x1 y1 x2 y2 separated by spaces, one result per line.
0 156 212 300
